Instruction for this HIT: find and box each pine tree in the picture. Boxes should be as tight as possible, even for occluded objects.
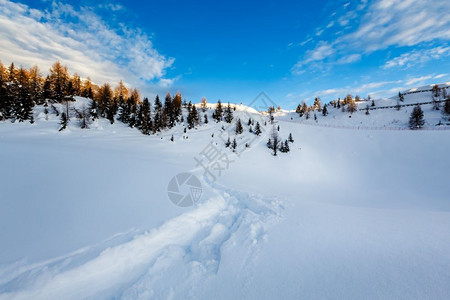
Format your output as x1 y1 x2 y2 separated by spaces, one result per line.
225 137 231 147
187 104 199 129
409 105 425 129
49 61 69 103
0 62 9 120
270 126 280 156
296 104 303 117
139 98 151 135
231 138 237 151
254 122 262 135
280 140 290 153
59 112 68 131
444 98 450 115
313 97 322 111
29 65 43 105
78 104 90 129
347 98 357 113
249 126 253 133
322 104 328 116
172 92 182 122
16 67 33 122
106 100 117 124
164 92 174 127
432 84 440 99
213 100 223 122
235 118 243 134
288 133 294 143
224 102 234 123
42 75 53 103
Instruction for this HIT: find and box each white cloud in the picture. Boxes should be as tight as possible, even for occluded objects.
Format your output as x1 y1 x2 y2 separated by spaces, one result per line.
383 46 450 69
0 0 175 95
404 75 433 86
292 0 450 73
292 41 334 74
337 54 361 64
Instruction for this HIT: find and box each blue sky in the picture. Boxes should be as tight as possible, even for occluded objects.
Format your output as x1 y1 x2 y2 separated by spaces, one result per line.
1 0 449 108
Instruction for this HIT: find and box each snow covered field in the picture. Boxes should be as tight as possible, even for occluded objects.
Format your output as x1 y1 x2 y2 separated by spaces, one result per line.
1 97 450 299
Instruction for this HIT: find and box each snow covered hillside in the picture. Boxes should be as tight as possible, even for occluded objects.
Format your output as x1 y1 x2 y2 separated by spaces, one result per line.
1 93 450 299
282 82 450 129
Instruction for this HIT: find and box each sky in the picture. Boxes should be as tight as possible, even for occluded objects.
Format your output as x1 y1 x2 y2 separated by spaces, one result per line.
0 0 449 108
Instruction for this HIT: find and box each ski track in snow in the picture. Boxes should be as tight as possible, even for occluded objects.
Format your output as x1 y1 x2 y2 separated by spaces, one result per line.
0 178 283 300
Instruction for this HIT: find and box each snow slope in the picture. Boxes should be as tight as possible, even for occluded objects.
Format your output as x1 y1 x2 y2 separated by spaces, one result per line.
1 96 450 299
279 82 450 129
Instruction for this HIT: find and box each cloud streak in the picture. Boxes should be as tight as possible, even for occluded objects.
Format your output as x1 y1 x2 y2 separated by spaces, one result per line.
292 0 450 74
0 0 175 95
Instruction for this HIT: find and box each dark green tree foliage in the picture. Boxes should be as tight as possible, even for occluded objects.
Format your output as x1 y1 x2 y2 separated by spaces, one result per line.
224 103 234 123
106 100 117 125
42 76 53 103
97 83 113 117
235 118 243 134
254 122 262 135
322 104 328 116
128 101 137 128
16 67 34 122
213 100 223 122
139 98 151 135
270 126 280 156
164 92 174 127
172 92 182 124
59 112 68 131
4 63 17 120
0 63 9 120
444 98 450 115
231 138 237 152
225 137 231 147
204 114 208 124
280 140 290 153
187 104 199 129
29 66 43 105
288 133 294 143
409 105 425 129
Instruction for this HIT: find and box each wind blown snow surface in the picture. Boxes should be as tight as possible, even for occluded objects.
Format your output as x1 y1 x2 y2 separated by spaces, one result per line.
1 96 450 299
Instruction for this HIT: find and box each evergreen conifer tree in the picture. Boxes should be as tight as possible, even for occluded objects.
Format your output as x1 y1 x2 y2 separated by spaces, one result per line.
254 122 262 135
213 100 223 122
59 112 68 131
235 118 243 134
224 102 234 123
409 105 425 129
